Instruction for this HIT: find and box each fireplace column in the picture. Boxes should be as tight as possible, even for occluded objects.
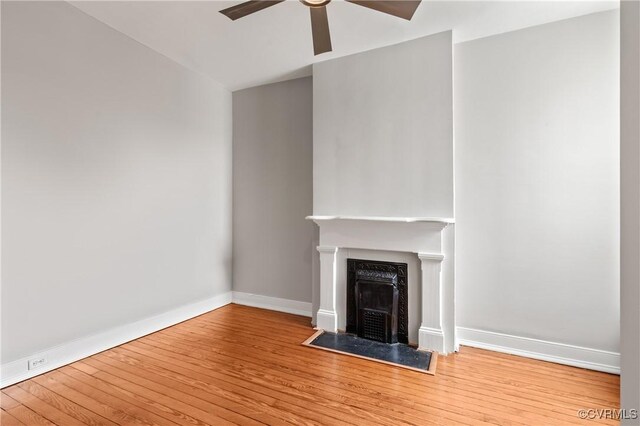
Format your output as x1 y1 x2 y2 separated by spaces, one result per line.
418 253 445 353
316 246 338 332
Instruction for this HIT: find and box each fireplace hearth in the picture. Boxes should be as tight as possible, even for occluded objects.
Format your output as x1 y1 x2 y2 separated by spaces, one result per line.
346 259 408 344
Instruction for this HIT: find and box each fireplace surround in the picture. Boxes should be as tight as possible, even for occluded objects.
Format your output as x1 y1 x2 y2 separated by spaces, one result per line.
308 215 456 354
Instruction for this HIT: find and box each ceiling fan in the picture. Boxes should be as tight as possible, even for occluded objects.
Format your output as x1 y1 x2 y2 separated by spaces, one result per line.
219 1 422 56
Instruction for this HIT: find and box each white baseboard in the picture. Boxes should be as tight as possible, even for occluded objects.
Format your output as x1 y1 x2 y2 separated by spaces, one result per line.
232 291 312 317
1 292 232 388
456 326 620 374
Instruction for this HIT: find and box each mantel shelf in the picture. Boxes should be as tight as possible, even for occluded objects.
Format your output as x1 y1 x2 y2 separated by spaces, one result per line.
306 215 455 224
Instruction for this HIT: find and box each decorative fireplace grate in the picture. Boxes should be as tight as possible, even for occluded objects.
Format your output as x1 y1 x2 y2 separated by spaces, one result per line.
361 309 388 342
347 259 408 344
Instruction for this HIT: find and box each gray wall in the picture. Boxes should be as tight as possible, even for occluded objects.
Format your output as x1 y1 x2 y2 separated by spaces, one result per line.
621 0 640 419
313 32 453 218
1 1 232 363
455 11 620 352
232 77 314 303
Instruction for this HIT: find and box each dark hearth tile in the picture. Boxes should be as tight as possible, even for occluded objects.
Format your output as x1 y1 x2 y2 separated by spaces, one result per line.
308 332 432 372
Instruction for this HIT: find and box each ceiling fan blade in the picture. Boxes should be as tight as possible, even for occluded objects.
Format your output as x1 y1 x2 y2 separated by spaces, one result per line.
219 1 285 21
345 1 422 20
310 5 332 56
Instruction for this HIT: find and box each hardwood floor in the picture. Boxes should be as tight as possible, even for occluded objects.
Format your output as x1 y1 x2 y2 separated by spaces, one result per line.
1 304 620 425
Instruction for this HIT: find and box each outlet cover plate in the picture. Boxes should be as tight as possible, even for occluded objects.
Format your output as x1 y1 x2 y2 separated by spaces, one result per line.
28 356 47 370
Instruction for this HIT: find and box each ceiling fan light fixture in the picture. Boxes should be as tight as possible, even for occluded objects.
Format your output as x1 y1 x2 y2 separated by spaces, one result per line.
300 0 331 8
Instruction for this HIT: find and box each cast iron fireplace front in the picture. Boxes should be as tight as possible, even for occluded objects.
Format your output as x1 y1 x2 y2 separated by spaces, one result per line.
346 259 408 344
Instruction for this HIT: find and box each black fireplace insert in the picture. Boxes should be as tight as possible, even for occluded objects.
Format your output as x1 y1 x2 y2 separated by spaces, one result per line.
346 258 408 344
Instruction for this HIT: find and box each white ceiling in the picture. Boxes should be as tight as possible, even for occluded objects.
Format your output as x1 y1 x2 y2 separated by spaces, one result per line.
70 0 618 90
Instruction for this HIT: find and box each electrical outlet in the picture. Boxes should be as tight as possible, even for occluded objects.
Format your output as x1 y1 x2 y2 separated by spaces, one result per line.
28 356 47 370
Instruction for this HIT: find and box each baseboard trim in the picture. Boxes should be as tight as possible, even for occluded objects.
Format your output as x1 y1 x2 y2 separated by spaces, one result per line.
456 326 620 374
232 291 312 317
1 292 233 388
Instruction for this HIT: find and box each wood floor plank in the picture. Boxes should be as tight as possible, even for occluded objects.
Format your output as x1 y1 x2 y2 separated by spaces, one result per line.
70 361 251 426
3 403 56 426
73 359 266 426
32 372 166 425
0 392 22 410
59 366 226 426
1 408 25 426
0 304 620 425
16 381 116 426
3 385 87 426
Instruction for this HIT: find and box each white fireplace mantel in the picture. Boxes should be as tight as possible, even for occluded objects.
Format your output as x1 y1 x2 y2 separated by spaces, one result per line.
308 216 456 354
307 215 455 224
